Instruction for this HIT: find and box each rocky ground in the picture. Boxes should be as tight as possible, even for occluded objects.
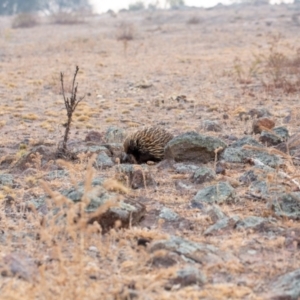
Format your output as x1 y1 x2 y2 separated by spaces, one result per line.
0 3 300 299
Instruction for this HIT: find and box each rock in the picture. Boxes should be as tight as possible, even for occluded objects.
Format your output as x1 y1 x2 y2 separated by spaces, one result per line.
88 199 146 233
175 180 194 192
275 132 300 165
1 252 38 281
206 205 227 223
191 166 216 184
239 170 258 185
272 193 300 220
74 145 111 156
167 267 206 289
14 145 54 171
115 164 154 189
94 152 114 169
204 216 240 235
191 182 236 206
248 108 271 118
140 208 193 234
0 174 14 186
84 131 104 143
131 169 156 189
149 253 178 268
173 163 199 174
252 117 275 134
105 126 126 143
149 235 219 265
103 143 124 159
203 120 222 132
259 127 289 146
45 170 68 180
248 180 269 200
235 216 271 230
269 268 300 300
221 136 282 168
215 161 226 175
159 207 179 221
165 131 227 163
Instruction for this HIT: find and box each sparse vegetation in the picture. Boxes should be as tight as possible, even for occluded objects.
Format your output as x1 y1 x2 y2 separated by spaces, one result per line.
128 1 145 11
0 4 300 300
57 66 85 158
11 13 39 28
50 11 85 25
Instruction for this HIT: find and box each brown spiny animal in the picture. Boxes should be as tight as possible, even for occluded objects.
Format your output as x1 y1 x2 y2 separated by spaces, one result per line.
123 127 174 164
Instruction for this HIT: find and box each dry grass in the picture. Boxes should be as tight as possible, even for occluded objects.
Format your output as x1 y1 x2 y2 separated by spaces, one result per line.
0 5 300 299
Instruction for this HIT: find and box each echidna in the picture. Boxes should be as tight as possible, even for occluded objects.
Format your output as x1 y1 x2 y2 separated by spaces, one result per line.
123 126 174 164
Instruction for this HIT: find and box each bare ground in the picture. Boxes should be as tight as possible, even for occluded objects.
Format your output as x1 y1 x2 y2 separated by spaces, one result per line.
0 3 300 299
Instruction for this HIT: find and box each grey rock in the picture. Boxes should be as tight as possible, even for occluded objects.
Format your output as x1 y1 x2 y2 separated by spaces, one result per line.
206 205 227 223
45 170 68 180
260 126 289 146
203 120 222 132
192 182 236 205
0 174 14 186
272 193 300 220
159 207 179 221
239 170 259 185
248 108 271 118
150 235 218 257
191 166 216 184
222 144 282 168
231 136 262 148
270 268 300 300
236 216 269 230
165 131 227 163
74 145 110 156
169 267 206 287
248 180 269 200
204 216 240 235
105 126 126 143
175 180 194 191
174 163 199 174
94 152 114 169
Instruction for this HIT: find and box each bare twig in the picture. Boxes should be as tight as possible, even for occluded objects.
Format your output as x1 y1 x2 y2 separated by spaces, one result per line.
58 66 85 158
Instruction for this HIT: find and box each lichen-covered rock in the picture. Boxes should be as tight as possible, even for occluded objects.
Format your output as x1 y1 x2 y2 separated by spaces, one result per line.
191 182 236 206
105 126 126 143
165 132 227 163
203 120 222 132
204 216 240 235
191 166 216 184
94 151 114 169
221 136 282 168
272 193 300 220
173 163 199 174
159 207 179 221
259 126 289 146
0 174 14 186
269 268 300 300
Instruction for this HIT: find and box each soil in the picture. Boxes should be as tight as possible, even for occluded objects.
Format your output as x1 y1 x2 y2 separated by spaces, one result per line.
0 3 300 299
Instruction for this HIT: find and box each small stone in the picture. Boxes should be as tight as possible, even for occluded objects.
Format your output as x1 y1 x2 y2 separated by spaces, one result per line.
159 207 179 221
169 266 206 287
206 205 227 223
0 174 14 186
269 268 300 300
84 131 104 143
191 182 236 205
94 152 114 169
105 126 126 143
203 120 222 132
191 166 215 184
174 163 199 174
252 117 275 134
272 193 300 220
204 216 240 235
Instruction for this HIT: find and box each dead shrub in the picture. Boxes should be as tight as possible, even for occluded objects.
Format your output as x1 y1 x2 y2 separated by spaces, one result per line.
12 13 39 29
50 12 85 25
116 22 135 41
187 15 201 25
